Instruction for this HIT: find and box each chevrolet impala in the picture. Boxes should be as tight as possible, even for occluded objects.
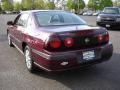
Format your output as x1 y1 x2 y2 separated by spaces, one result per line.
7 10 113 72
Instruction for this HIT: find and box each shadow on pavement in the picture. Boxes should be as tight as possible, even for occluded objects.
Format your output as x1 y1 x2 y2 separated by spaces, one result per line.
32 53 120 90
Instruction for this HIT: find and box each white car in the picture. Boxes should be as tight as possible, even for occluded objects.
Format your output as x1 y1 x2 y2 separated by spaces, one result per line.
83 12 92 16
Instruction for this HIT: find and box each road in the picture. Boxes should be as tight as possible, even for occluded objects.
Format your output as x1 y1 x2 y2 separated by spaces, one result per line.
0 15 120 90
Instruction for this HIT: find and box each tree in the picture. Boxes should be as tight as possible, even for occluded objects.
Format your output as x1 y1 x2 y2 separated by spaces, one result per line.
67 0 85 12
14 2 23 11
103 0 113 7
22 0 33 10
113 1 120 7
113 1 118 7
67 0 75 10
75 0 85 12
87 0 99 11
46 1 55 10
34 0 45 9
87 0 113 10
0 4 2 11
1 0 13 11
100 0 113 10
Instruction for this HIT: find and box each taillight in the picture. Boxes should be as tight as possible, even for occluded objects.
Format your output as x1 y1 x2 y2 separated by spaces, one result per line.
64 37 74 47
49 39 61 49
105 34 109 42
97 35 103 43
97 33 109 44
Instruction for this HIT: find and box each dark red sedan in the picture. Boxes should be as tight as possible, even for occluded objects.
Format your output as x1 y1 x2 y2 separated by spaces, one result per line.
7 10 113 72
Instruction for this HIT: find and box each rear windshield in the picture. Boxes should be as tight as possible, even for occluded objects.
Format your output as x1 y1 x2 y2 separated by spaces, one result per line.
34 11 86 26
103 8 120 14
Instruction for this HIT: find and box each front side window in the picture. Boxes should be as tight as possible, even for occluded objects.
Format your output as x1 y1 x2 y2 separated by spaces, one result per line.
34 11 86 26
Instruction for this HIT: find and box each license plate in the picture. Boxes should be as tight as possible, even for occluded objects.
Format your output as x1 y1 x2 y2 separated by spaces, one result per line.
83 50 95 60
106 24 110 27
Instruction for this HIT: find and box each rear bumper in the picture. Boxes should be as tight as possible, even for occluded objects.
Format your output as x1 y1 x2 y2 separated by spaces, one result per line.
32 42 113 72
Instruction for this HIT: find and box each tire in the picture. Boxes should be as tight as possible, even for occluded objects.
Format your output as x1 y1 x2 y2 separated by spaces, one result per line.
7 33 14 47
24 46 36 73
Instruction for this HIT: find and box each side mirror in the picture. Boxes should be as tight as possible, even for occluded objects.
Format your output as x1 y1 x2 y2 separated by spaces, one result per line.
7 21 14 25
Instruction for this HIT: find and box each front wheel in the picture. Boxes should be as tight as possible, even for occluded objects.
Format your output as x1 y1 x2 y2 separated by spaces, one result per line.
24 46 36 73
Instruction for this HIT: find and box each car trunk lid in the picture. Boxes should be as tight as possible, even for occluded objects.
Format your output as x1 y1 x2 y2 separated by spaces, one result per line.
44 26 109 52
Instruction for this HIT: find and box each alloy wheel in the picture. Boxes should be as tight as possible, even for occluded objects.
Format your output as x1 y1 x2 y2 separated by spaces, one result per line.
25 48 32 70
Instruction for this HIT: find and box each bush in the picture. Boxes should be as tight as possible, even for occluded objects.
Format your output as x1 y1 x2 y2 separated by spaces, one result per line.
0 5 2 11
22 0 33 10
33 0 45 9
1 0 13 11
46 2 55 10
14 2 23 11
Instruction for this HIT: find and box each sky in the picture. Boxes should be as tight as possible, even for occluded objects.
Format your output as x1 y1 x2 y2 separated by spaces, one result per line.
84 0 89 4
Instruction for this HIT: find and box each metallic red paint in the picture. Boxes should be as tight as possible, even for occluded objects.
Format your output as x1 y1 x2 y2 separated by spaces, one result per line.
7 10 113 72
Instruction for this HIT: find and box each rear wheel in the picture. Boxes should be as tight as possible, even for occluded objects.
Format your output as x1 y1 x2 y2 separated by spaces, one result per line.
24 46 36 73
7 33 14 47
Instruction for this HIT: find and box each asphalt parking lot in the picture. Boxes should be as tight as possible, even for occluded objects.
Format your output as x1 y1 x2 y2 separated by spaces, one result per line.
0 14 120 90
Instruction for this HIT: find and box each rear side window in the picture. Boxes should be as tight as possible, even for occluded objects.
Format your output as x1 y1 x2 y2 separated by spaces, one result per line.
16 13 29 27
27 15 36 28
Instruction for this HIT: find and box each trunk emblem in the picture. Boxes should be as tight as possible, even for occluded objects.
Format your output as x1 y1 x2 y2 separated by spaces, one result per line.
61 62 68 66
85 38 90 43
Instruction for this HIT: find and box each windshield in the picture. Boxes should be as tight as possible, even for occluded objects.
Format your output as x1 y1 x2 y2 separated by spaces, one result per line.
103 8 120 14
34 11 86 26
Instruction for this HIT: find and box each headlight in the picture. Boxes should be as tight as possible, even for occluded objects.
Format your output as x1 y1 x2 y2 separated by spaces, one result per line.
116 18 120 22
97 16 101 21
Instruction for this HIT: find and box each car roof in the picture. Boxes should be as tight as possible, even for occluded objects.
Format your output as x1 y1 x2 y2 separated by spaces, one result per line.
20 10 65 14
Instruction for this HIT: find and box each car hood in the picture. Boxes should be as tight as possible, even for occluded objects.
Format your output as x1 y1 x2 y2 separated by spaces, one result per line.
37 25 103 33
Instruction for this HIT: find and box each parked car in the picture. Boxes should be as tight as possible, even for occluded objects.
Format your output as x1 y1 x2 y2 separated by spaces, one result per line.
5 11 12 14
83 11 92 16
12 11 20 14
97 7 120 29
78 11 84 15
93 12 100 16
7 10 113 72
0 11 6 14
83 12 87 15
